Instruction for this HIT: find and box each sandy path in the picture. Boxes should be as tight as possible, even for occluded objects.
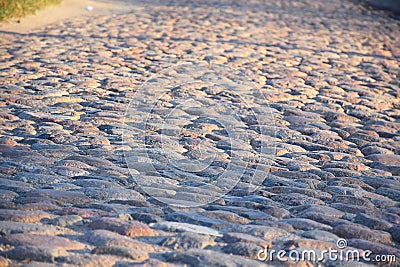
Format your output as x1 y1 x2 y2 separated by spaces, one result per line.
0 0 129 33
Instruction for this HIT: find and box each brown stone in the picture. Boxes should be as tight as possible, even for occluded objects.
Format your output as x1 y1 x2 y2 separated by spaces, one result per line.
222 232 272 247
0 138 18 146
3 245 69 262
0 256 8 267
84 230 154 252
89 217 155 237
0 234 86 250
92 245 149 260
334 223 394 245
59 207 113 218
23 189 91 205
0 210 55 223
201 210 249 224
59 253 119 267
367 154 400 165
348 239 400 257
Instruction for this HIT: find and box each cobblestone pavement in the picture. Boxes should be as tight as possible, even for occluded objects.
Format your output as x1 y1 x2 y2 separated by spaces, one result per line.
1 0 400 266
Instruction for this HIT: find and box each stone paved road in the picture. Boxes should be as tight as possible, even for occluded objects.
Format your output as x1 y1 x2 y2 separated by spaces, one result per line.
0 0 400 266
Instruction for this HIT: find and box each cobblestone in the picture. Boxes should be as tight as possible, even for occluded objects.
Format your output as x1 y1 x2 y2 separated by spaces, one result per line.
0 0 399 265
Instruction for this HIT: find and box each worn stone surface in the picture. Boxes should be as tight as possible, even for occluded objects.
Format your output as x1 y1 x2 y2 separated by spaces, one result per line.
89 217 155 237
0 234 86 250
0 0 399 265
83 229 155 252
91 245 149 261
